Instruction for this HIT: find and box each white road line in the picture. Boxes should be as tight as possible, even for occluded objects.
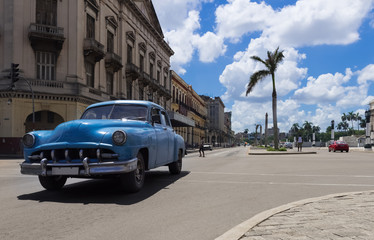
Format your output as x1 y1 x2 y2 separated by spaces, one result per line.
178 179 374 187
191 171 374 178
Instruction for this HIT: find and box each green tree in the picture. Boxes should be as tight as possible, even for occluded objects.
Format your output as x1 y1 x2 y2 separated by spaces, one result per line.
303 121 313 141
246 47 285 149
347 111 355 132
290 123 300 138
337 121 349 132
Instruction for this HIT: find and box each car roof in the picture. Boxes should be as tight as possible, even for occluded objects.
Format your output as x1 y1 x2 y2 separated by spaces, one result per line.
86 100 164 110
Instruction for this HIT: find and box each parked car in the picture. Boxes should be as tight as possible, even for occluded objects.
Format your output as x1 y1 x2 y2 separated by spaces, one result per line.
203 144 212 151
283 142 293 149
20 100 185 193
328 141 349 152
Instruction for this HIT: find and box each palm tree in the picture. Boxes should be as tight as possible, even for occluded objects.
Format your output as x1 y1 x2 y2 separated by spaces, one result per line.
341 113 348 122
303 121 313 141
290 123 300 136
246 47 285 149
347 111 355 130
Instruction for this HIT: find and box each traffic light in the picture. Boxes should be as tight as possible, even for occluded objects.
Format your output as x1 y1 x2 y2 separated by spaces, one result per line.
11 63 20 83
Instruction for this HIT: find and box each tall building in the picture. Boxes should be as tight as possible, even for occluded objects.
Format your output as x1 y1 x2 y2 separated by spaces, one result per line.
170 70 206 147
0 0 173 155
200 95 226 146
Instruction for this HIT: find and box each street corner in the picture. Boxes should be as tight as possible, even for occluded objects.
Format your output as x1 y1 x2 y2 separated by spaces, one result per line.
216 190 374 240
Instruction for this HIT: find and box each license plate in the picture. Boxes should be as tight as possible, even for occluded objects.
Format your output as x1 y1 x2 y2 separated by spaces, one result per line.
52 167 79 175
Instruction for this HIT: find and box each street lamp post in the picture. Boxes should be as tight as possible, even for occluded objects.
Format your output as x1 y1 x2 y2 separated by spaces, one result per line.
364 110 372 151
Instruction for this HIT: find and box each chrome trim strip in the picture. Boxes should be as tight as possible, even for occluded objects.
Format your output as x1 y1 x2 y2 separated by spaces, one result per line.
20 157 138 176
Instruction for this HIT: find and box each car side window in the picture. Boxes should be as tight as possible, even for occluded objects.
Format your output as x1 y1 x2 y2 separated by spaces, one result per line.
160 112 166 126
151 108 162 125
161 111 171 127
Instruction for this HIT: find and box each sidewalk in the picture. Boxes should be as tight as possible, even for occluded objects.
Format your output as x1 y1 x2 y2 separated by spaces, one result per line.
217 190 374 240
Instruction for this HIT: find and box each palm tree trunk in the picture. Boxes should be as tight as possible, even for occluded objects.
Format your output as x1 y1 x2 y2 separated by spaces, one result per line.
272 89 279 149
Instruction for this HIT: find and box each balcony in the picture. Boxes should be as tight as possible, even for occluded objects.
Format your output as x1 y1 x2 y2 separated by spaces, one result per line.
83 38 105 62
138 72 151 86
125 63 140 80
28 23 65 53
105 52 123 72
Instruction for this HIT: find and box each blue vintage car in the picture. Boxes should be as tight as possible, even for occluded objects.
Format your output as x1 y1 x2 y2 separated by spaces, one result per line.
20 100 185 192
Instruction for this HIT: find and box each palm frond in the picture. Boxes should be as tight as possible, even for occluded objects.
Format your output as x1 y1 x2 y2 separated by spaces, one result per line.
250 56 267 66
246 70 271 95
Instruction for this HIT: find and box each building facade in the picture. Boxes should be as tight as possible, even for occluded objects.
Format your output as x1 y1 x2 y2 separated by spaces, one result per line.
0 0 173 155
171 70 206 147
200 96 227 146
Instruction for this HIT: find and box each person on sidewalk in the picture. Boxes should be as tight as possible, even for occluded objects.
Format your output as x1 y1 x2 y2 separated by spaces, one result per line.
297 135 303 152
199 137 205 157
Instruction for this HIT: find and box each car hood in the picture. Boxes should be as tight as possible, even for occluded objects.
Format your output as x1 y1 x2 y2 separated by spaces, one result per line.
34 119 150 146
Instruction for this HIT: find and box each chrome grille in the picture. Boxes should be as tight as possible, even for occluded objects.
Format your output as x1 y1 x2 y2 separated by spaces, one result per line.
28 148 118 163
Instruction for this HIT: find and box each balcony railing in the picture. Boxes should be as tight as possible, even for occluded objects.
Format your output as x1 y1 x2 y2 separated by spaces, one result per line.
29 23 64 37
125 63 140 80
84 38 105 62
105 52 123 72
30 79 64 88
28 23 65 52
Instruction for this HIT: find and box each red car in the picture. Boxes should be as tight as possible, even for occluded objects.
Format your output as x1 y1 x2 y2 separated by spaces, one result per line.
329 141 349 152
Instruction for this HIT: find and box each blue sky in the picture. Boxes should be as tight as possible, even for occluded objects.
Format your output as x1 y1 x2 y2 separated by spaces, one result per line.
152 0 374 134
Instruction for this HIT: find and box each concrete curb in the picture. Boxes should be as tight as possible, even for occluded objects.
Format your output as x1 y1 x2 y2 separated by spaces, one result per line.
215 190 374 240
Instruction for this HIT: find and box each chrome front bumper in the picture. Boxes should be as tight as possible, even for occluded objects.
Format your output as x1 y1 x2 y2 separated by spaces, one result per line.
20 157 138 176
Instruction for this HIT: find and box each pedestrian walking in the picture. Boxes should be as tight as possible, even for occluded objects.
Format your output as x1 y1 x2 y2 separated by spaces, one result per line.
297 135 303 152
199 137 205 157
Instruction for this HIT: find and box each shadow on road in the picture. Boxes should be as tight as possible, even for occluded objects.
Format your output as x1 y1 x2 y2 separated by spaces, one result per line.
17 170 190 205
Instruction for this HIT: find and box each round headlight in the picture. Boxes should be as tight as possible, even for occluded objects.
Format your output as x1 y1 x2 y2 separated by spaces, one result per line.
112 130 127 145
23 133 35 147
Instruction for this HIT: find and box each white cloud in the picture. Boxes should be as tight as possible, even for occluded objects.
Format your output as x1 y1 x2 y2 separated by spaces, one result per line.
265 0 373 47
215 0 274 42
193 32 227 62
153 0 213 31
293 69 353 105
357 64 374 84
163 10 201 74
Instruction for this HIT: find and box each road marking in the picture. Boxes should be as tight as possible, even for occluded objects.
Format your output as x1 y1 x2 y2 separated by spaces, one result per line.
192 171 374 178
178 179 374 187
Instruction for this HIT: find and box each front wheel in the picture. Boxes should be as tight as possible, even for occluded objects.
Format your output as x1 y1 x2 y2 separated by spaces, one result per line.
38 175 67 190
168 150 182 175
119 152 145 193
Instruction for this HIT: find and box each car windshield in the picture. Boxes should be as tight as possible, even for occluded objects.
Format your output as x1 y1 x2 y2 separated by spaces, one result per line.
336 141 346 144
81 104 148 121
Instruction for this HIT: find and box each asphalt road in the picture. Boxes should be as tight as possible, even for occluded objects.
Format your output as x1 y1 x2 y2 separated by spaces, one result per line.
1 147 374 240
